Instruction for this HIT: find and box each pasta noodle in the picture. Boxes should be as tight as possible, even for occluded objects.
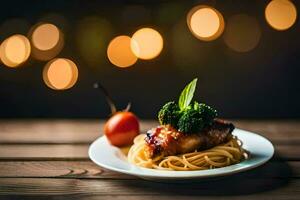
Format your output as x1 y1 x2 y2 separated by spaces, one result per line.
128 134 248 171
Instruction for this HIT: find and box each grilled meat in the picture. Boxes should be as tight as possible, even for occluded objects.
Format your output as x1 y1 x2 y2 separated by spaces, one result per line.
144 119 234 159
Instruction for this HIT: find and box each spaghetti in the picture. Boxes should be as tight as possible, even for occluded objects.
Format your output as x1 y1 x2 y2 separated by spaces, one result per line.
128 134 248 171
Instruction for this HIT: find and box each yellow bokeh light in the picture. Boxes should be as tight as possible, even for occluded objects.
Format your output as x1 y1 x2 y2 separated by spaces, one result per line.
187 5 224 41
131 28 163 60
43 58 78 90
171 19 211 68
265 0 297 31
0 34 31 68
29 23 64 61
32 23 60 50
107 35 138 68
76 17 113 68
224 14 261 52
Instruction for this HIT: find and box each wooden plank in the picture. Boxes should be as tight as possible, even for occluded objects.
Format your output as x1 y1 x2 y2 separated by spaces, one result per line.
233 120 300 133
0 161 298 179
0 144 298 160
233 120 300 144
0 195 299 200
0 120 157 144
275 145 300 160
70 194 300 200
0 144 88 160
60 195 300 200
0 161 132 179
0 178 299 196
0 120 103 144
0 120 299 144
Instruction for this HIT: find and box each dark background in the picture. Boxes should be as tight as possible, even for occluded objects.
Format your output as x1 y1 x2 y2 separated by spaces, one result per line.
0 0 299 119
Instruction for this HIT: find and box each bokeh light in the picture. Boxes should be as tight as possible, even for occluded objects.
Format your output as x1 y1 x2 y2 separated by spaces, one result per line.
224 14 261 52
76 16 113 68
29 23 64 61
187 5 224 41
265 0 297 31
0 34 31 67
171 19 211 69
107 35 138 68
39 13 68 31
32 23 60 51
43 58 78 90
131 28 163 60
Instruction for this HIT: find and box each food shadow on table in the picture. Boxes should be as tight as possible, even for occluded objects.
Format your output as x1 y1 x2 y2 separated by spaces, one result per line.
120 153 293 196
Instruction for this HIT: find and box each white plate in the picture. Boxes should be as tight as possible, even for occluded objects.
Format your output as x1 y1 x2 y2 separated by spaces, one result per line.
89 128 274 180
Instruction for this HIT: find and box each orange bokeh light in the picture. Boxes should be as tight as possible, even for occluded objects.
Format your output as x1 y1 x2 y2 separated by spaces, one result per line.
107 35 138 68
0 34 31 67
187 5 224 41
32 23 60 50
265 0 297 31
131 28 163 60
29 23 64 61
224 14 261 52
43 58 78 90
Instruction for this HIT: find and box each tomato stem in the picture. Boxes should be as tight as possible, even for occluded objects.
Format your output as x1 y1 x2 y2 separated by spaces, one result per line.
124 102 131 112
94 82 117 115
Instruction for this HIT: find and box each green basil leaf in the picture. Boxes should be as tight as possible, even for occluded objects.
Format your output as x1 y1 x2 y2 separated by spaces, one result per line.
178 78 198 110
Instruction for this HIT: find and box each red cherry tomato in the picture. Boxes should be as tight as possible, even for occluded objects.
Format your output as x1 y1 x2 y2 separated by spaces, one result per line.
104 111 140 147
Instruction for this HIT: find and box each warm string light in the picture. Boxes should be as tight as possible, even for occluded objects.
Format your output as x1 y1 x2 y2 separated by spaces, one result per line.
265 0 297 31
187 5 225 41
0 3 297 90
29 23 64 61
131 28 163 60
171 20 210 68
39 13 68 31
107 27 163 68
76 16 113 67
43 58 78 90
223 14 261 52
0 34 31 67
107 35 138 68
32 23 60 51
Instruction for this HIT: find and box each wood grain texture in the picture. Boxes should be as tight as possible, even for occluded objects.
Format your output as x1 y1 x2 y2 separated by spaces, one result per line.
0 120 104 144
0 195 299 200
0 144 88 160
50 194 300 200
0 120 158 144
0 160 298 178
0 120 299 199
0 161 132 179
233 120 300 144
0 178 298 196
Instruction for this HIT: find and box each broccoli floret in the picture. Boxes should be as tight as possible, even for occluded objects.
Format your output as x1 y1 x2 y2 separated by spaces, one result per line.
158 101 180 128
177 109 205 133
177 102 217 133
199 103 217 125
158 100 217 133
192 102 217 125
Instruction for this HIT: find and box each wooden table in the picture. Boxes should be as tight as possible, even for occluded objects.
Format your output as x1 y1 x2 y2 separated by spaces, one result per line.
0 120 299 200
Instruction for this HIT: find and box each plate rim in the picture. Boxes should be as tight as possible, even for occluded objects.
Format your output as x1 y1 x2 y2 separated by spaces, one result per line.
88 128 275 179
